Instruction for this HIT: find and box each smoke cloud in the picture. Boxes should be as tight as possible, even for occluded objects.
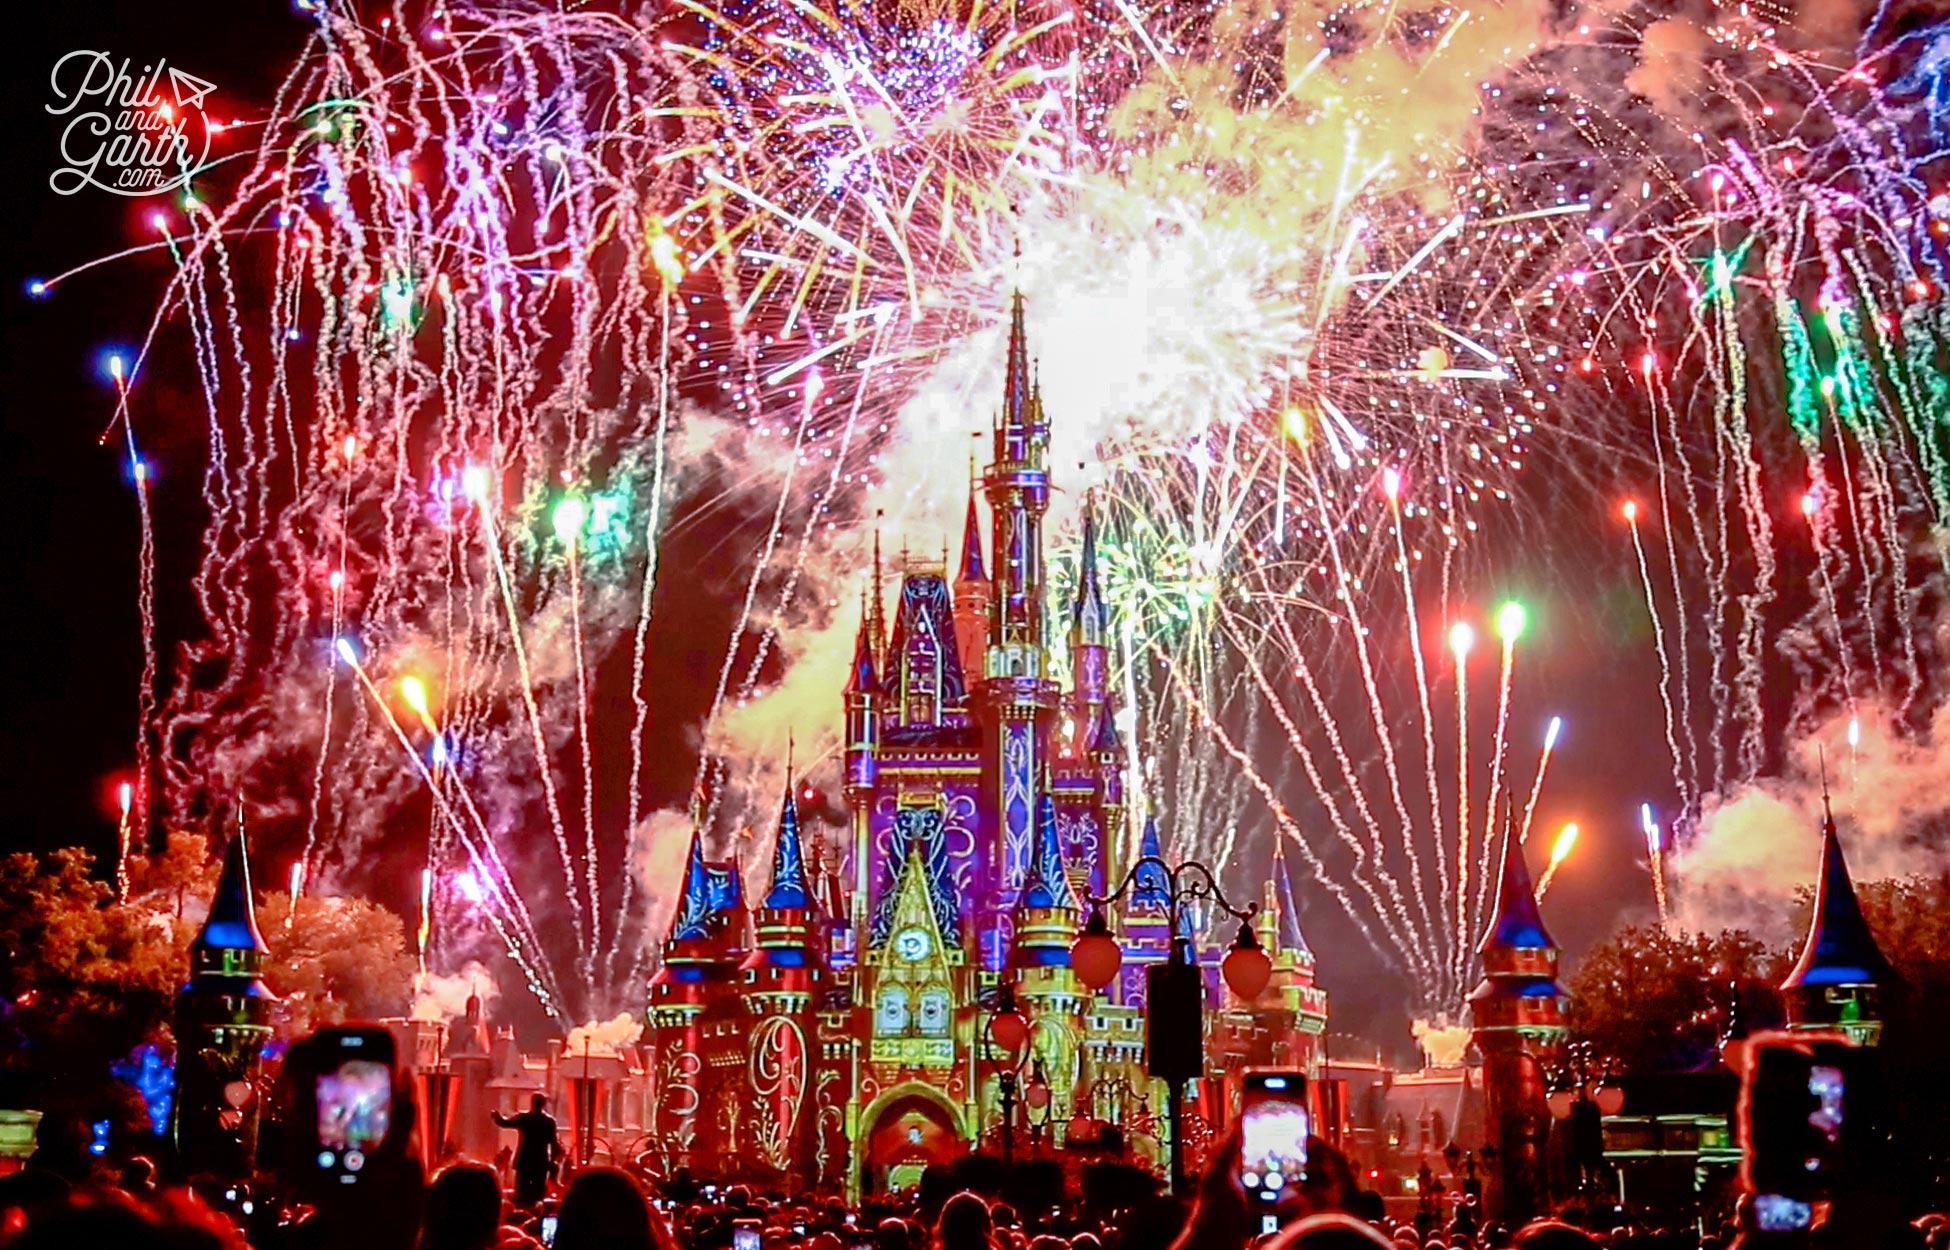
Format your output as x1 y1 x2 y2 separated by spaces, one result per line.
565 1011 644 1057
412 961 500 1022
1671 701 1950 943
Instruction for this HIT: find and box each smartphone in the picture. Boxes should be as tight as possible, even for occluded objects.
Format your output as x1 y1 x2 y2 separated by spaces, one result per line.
289 1026 399 1197
733 1218 762 1250
540 1214 559 1245
1741 1033 1872 1201
1752 1194 1813 1233
1240 1069 1310 1234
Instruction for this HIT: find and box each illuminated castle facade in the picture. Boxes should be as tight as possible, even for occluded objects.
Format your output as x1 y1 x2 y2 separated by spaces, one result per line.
647 298 1327 1196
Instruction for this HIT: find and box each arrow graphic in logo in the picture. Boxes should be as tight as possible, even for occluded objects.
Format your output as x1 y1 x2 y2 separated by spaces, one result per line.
167 66 217 111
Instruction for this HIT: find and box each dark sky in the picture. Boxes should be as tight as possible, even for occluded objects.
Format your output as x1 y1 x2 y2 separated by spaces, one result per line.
2 3 313 860
0 2 1691 1055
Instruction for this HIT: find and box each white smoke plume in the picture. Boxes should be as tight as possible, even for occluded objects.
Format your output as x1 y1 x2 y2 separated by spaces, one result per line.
565 1011 644 1058
1671 700 1950 944
1411 1018 1474 1069
412 961 500 1022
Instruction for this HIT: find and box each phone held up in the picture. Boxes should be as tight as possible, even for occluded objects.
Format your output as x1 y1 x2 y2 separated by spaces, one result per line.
733 1217 763 1250
1239 1069 1311 1235
1739 1031 1885 1234
283 1025 405 1203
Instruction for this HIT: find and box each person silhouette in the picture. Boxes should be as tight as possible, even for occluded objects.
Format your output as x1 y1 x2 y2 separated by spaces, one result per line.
492 1094 561 1207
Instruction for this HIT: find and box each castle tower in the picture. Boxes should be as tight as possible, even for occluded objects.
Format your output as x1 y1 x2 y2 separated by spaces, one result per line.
1781 797 1892 1046
171 823 274 1177
648 829 747 1172
843 602 880 943
1070 499 1110 754
952 485 992 682
740 776 829 1185
1467 826 1566 1225
1010 788 1081 1122
972 291 1060 914
1085 701 1126 893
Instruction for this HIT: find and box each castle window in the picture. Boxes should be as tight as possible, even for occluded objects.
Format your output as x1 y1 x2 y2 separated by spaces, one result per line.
917 988 950 1036
875 987 911 1035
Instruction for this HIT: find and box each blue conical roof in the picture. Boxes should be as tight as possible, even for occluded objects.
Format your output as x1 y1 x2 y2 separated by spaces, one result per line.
1478 824 1553 955
195 826 267 956
1022 790 1076 911
958 490 986 583
1130 812 1169 911
1072 501 1108 639
1782 806 1892 990
763 780 811 910
1274 834 1310 955
1086 700 1122 754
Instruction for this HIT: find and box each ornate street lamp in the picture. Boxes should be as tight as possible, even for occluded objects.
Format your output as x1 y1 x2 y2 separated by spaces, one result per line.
1545 1042 1623 1204
1069 854 1268 1195
983 981 1034 1164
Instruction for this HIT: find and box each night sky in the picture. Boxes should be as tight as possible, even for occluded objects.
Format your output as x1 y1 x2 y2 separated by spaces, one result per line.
0 2 1697 1053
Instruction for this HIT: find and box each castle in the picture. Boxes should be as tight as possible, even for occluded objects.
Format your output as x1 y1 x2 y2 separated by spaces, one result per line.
646 296 1328 1196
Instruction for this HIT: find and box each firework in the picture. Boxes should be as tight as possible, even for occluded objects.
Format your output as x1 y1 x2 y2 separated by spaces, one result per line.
1535 821 1578 900
60 0 1950 1021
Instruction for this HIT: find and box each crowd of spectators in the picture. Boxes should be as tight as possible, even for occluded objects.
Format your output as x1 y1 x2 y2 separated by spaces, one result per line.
0 1116 1942 1250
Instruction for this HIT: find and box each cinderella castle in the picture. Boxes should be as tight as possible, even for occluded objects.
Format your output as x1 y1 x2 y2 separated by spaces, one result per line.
645 296 1330 1195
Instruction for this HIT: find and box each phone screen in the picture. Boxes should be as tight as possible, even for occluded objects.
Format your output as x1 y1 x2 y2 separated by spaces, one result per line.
1744 1039 1852 1199
1753 1194 1813 1232
305 1030 396 1189
733 1228 761 1250
1240 1070 1310 1232
540 1215 559 1245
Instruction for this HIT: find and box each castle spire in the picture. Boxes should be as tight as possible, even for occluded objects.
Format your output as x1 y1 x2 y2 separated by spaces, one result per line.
1130 810 1169 911
194 818 269 962
1480 819 1554 956
846 591 880 695
1085 700 1122 755
1781 798 1892 1043
1072 493 1108 645
1022 788 1076 912
1273 833 1310 955
958 481 986 584
1004 287 1031 433
869 523 888 670
763 762 810 911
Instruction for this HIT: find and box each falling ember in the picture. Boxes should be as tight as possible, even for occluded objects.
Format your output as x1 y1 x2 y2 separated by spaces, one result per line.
1641 803 1669 927
418 867 435 977
399 675 432 725
113 782 134 898
286 862 305 930
1535 822 1579 899
1496 601 1528 646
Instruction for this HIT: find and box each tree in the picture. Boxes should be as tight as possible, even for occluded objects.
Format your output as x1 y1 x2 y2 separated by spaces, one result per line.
255 891 415 1033
1565 926 1780 1074
0 833 413 1124
0 841 189 1116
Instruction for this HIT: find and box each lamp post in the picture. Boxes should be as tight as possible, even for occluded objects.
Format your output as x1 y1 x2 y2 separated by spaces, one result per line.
1069 855 1272 1196
1544 1043 1623 1207
983 981 1032 1165
1024 1058 1053 1153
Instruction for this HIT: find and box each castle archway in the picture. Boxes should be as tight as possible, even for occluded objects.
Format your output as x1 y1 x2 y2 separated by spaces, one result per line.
853 1082 965 1198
